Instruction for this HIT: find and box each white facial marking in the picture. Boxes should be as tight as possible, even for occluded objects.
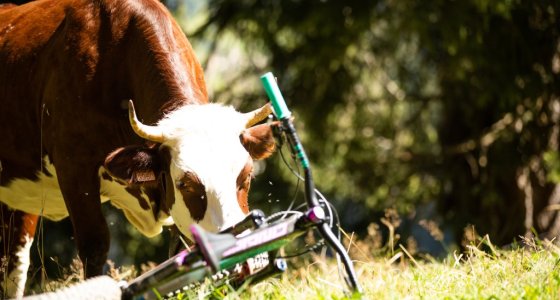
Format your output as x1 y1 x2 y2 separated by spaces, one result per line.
160 104 250 236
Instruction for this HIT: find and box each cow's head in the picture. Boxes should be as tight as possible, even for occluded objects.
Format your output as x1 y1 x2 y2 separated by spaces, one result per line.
104 101 276 237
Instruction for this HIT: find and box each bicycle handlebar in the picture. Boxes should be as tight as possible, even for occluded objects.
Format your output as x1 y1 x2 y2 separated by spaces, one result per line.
260 72 291 119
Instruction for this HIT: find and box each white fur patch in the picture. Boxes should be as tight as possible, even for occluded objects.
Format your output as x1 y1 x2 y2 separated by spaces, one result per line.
0 160 70 220
0 157 172 237
1 234 33 299
99 167 173 237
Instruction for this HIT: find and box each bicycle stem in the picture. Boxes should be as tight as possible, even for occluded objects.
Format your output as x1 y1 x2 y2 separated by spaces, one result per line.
261 72 363 295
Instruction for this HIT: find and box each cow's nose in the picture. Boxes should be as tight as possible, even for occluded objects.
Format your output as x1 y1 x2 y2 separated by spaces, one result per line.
219 210 247 231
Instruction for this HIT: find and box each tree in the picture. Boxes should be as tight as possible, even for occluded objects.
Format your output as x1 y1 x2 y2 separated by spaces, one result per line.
415 1 560 243
180 0 560 245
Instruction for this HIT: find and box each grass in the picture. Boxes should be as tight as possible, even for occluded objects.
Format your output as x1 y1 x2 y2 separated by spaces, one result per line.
199 238 560 300
31 220 560 300
31 238 560 299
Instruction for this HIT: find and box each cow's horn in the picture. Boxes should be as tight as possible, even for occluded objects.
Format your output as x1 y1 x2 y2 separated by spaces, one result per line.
128 100 165 143
244 103 273 128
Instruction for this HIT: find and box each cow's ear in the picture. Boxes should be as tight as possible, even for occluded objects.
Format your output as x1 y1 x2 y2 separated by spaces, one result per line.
240 122 278 160
104 146 161 185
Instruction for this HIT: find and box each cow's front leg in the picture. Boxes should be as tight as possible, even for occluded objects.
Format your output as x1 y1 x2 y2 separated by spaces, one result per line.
57 165 110 277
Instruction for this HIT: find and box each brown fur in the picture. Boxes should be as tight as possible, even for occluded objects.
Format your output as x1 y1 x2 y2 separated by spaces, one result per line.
236 159 253 214
177 172 207 222
0 0 206 283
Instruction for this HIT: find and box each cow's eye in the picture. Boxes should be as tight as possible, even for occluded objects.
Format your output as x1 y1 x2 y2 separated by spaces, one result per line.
176 180 187 190
177 172 204 194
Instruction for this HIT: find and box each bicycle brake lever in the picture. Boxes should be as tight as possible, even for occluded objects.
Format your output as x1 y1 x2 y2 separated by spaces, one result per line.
191 224 237 272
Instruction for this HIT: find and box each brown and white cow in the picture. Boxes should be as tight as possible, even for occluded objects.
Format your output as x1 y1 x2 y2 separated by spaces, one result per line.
0 0 276 297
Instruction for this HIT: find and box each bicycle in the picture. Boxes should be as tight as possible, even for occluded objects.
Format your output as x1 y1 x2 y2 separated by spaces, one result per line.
24 72 363 300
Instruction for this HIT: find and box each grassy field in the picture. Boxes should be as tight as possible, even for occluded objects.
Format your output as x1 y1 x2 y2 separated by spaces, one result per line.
182 237 560 300
36 233 560 299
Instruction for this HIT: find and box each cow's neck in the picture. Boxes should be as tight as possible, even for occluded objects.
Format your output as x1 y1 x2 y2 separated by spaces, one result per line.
120 0 208 124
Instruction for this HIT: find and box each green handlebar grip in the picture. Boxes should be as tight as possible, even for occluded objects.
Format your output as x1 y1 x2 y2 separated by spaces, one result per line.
260 72 291 119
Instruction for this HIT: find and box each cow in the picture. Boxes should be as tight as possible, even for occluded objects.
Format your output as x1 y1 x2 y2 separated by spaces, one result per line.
0 0 277 297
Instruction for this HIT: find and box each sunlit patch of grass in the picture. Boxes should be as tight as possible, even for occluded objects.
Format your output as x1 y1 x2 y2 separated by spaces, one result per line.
26 211 560 299
165 232 560 300
28 239 560 299
217 238 560 300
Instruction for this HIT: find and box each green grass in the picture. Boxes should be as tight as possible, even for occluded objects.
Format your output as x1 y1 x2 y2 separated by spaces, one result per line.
178 239 560 300
33 235 560 299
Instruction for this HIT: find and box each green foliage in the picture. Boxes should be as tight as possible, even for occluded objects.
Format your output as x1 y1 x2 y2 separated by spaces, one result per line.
186 0 445 213
544 151 560 183
176 0 560 244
